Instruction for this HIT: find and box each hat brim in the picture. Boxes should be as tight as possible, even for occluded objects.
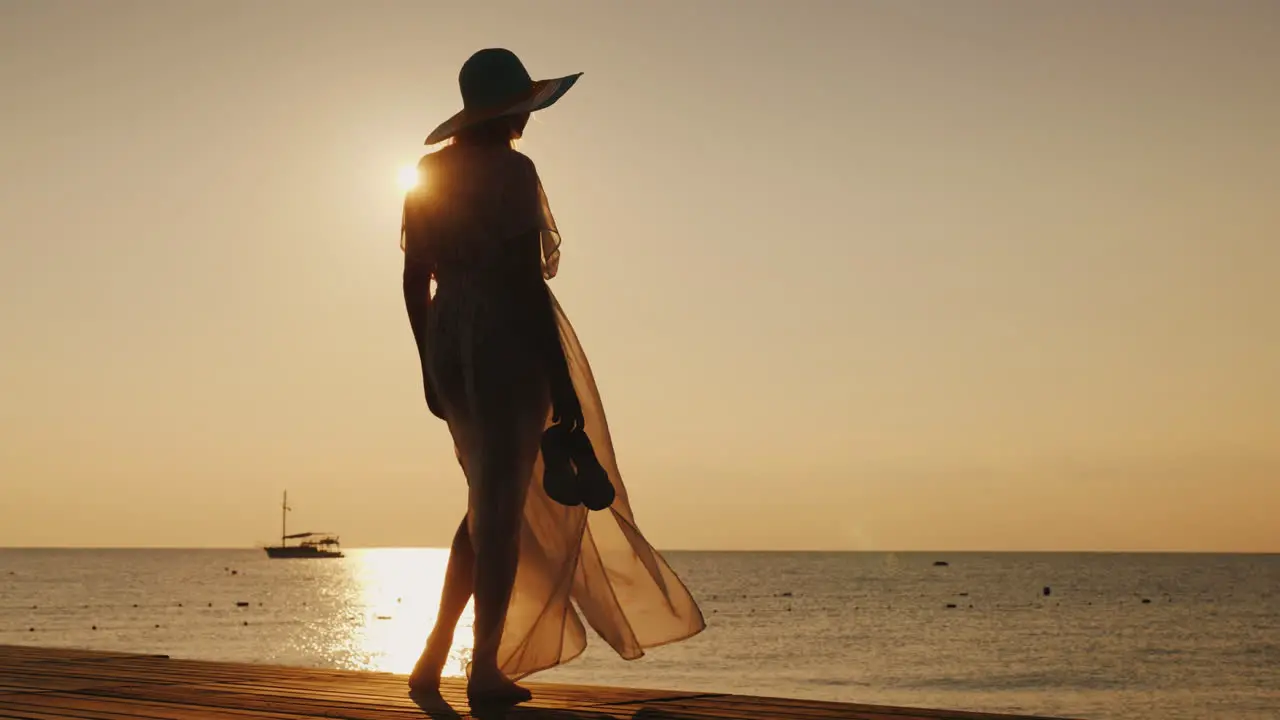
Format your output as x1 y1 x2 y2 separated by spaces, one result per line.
424 72 582 146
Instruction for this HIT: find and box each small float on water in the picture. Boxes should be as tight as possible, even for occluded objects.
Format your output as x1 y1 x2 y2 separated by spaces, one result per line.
263 491 344 559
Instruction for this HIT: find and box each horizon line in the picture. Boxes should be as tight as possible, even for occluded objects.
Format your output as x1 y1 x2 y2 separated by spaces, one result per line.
0 546 1275 555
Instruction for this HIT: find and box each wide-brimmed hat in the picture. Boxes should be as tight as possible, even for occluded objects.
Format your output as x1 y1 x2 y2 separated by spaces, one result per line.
424 48 581 145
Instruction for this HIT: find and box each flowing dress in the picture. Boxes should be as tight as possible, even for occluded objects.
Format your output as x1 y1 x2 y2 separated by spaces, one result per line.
401 143 704 679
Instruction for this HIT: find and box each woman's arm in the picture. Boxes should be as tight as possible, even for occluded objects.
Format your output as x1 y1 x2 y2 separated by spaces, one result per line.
503 154 580 427
516 229 581 429
403 263 444 419
402 186 444 420
537 281 578 424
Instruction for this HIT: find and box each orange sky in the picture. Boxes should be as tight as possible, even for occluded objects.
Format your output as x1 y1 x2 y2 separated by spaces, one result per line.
1 0 1277 551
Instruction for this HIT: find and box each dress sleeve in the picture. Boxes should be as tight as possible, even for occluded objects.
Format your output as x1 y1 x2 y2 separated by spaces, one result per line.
500 154 562 280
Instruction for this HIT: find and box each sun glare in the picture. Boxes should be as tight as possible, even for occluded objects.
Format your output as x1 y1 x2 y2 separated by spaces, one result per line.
353 548 471 676
397 164 422 193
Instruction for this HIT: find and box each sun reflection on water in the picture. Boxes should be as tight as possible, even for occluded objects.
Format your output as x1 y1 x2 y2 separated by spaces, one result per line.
347 548 472 677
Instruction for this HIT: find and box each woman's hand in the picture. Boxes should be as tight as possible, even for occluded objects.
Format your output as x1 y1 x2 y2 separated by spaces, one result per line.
550 373 584 432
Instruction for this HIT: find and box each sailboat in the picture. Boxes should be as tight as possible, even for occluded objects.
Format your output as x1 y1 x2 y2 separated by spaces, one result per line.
263 491 344 559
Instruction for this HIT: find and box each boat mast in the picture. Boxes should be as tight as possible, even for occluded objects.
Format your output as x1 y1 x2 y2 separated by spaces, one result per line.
281 491 290 547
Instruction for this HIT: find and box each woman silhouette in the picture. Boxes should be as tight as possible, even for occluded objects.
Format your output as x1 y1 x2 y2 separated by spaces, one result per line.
400 49 704 706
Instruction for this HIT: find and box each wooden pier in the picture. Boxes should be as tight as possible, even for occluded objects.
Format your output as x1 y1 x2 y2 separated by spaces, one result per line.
0 645 1073 720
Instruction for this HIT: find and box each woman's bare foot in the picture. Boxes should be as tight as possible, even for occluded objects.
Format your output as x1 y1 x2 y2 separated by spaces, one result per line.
407 632 451 692
466 664 531 706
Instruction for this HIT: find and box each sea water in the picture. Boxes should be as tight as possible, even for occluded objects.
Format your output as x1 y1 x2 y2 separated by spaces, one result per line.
1 549 1276 720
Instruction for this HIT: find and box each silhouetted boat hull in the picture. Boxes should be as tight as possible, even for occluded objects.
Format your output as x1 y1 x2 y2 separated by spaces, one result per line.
264 545 343 559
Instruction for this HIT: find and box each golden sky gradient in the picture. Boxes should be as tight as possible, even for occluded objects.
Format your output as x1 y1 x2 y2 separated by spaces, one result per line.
1 0 1277 551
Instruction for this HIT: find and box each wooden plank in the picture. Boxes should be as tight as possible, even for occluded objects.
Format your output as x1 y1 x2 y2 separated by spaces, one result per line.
0 693 316 720
748 697 1057 720
76 682 641 718
620 694 1070 720
0 676 147 694
0 645 1073 720
610 700 1057 720
77 684 459 719
0 645 164 663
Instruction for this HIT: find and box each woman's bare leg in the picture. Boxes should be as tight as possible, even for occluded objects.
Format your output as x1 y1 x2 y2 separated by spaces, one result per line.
409 514 473 691
465 394 544 704
466 454 529 701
